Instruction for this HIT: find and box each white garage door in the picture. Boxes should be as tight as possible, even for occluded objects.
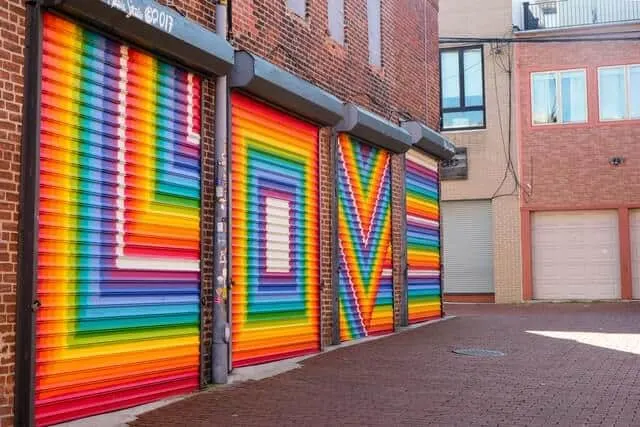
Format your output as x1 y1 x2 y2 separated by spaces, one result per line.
532 211 620 300
441 200 494 294
631 210 640 299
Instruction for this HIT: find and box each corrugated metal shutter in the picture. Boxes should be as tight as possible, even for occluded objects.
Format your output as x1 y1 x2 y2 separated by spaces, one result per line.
36 13 201 426
337 134 393 341
631 210 640 299
405 149 441 323
441 200 494 294
230 92 320 368
532 211 620 300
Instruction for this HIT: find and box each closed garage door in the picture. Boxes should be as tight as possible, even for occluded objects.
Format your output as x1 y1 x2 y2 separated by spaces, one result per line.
231 93 320 367
441 200 494 294
337 134 393 341
36 13 202 425
405 149 441 323
631 210 640 299
532 211 620 300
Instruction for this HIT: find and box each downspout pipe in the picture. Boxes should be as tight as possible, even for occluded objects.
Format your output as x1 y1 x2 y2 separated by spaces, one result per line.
213 0 230 385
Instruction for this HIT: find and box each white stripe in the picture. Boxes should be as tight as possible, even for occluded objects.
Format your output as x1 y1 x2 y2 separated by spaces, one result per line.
407 215 439 228
186 73 200 146
338 239 367 334
408 269 440 277
116 256 200 272
266 197 291 273
407 149 438 170
115 45 128 259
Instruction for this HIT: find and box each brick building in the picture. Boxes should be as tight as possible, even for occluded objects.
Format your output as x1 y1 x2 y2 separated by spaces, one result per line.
438 0 522 303
513 0 640 300
0 0 451 425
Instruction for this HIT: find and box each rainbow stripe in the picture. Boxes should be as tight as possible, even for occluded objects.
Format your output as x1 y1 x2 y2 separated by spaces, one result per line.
36 14 201 426
406 149 442 323
231 93 320 367
337 134 393 341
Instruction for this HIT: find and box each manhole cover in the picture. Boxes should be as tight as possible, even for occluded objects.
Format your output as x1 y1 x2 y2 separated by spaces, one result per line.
452 348 505 357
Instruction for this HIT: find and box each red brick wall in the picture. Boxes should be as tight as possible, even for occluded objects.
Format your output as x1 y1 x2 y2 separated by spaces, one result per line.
319 128 333 346
231 0 440 339
515 26 640 210
1 1 26 425
231 0 440 128
391 154 405 326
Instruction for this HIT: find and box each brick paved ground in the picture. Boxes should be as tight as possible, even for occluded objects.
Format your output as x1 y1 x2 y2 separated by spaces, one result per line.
130 303 640 426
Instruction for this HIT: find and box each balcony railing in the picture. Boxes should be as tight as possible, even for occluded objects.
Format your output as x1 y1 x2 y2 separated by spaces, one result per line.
523 0 640 30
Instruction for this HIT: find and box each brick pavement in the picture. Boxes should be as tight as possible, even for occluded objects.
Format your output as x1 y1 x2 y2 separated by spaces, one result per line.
130 303 640 426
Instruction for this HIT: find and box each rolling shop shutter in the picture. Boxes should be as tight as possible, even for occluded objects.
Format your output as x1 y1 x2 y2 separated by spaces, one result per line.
36 13 202 426
337 133 393 341
405 149 442 323
230 92 320 367
441 200 494 294
532 210 620 300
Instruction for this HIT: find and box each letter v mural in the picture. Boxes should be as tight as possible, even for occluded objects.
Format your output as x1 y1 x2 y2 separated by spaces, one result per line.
337 134 394 340
334 103 414 342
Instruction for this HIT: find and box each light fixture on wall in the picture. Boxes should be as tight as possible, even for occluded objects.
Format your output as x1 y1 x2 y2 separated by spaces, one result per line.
609 156 625 167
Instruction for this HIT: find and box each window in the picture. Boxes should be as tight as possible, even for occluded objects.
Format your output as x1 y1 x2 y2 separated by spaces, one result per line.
531 70 587 125
367 0 381 67
598 65 640 121
328 0 345 44
287 0 306 17
440 46 485 130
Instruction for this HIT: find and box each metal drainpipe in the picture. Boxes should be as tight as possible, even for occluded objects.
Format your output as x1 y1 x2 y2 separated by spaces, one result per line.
213 0 230 384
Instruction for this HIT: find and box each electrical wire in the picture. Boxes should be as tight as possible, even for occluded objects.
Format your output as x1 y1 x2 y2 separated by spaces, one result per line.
489 42 515 200
487 36 532 201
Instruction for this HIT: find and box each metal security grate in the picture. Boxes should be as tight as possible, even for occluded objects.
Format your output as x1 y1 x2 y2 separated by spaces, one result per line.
453 348 505 357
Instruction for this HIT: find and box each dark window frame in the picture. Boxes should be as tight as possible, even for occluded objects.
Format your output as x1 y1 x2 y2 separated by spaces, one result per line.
439 45 487 131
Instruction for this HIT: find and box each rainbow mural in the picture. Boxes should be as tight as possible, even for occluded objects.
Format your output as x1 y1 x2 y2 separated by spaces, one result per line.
36 13 201 426
231 92 320 367
406 149 442 323
337 134 393 341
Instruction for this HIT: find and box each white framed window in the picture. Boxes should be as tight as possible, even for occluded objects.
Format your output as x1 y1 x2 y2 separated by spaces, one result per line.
328 0 345 44
531 69 587 125
287 0 306 17
598 64 640 121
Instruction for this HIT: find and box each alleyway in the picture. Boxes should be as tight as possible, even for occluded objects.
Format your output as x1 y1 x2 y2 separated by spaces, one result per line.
130 303 640 426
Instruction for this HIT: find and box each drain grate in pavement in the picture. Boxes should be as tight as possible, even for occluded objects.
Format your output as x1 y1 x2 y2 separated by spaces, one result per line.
452 348 505 357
